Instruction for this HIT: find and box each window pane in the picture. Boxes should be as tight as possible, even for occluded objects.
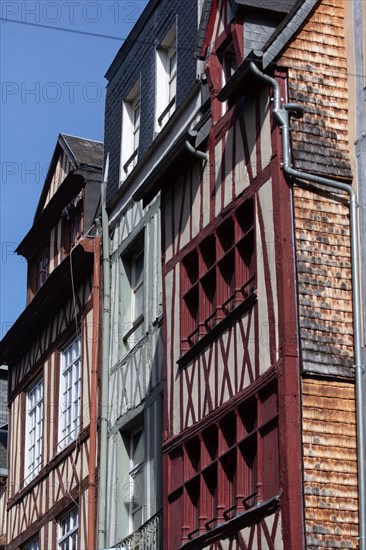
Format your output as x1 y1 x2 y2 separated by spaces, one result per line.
134 284 144 321
58 336 81 450
25 379 43 483
58 509 78 550
132 429 144 466
133 251 144 287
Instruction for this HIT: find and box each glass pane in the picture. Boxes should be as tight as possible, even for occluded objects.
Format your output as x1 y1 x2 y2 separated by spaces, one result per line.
132 430 144 465
132 506 142 532
134 283 144 320
133 251 144 287
132 469 142 509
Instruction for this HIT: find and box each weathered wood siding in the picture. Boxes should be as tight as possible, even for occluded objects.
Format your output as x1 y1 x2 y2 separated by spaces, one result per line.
44 151 73 209
279 0 352 180
302 377 358 549
293 187 353 376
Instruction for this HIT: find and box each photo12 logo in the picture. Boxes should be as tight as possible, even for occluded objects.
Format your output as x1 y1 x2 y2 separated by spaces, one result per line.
1 1 144 25
1 81 103 104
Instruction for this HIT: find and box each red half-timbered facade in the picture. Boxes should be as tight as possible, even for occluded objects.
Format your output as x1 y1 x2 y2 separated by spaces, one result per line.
135 0 361 547
161 40 301 550
0 134 103 550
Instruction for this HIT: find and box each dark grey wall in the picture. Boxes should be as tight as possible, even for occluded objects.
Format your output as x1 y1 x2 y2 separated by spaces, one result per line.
104 0 199 203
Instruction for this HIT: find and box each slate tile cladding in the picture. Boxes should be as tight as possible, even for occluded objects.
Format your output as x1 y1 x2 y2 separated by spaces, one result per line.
104 0 199 204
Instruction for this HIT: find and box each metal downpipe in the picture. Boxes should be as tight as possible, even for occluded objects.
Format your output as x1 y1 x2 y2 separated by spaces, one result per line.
250 61 366 550
98 155 111 549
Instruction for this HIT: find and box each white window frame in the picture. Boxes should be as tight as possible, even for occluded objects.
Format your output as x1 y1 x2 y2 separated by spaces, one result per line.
155 21 177 131
24 378 43 484
122 241 145 351
57 508 78 550
120 78 141 183
58 336 81 451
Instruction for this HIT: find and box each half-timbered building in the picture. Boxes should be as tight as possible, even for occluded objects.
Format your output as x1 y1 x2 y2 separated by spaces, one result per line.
133 0 364 548
0 134 103 550
101 1 205 547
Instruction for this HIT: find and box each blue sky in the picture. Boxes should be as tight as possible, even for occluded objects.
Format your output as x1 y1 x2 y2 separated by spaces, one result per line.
0 0 148 336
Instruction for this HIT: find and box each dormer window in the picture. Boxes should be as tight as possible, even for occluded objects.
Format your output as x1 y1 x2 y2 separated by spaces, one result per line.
155 22 177 131
120 79 141 182
220 43 237 86
218 41 237 114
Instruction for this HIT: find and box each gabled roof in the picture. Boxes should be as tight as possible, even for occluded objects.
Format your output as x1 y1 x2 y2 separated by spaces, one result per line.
60 134 103 168
195 0 307 60
34 133 103 221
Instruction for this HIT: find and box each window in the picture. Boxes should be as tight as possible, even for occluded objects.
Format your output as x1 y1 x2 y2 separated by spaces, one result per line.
24 379 43 484
121 241 145 350
58 336 81 451
23 538 39 550
167 383 279 543
120 79 141 181
128 428 145 532
57 508 78 550
219 41 237 114
155 22 177 130
181 198 254 351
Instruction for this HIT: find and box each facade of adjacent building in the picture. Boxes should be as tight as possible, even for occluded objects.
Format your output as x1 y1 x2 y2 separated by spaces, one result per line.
101 1 205 547
0 134 103 549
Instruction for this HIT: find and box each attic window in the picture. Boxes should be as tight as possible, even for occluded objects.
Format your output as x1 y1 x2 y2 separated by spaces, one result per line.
220 43 237 85
218 41 238 114
155 22 177 131
120 78 141 181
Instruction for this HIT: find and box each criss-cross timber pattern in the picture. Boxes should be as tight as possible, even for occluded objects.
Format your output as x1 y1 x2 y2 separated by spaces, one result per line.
206 510 282 550
179 305 257 431
10 277 92 394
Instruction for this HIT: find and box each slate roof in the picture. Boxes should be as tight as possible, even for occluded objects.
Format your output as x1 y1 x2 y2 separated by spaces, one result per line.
60 134 104 169
33 134 103 221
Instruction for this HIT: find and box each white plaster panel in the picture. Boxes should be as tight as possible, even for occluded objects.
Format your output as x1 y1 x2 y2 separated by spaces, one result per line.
224 126 234 208
260 88 271 168
244 101 257 178
215 142 223 217
234 118 249 197
256 214 271 375
191 161 202 240
258 180 279 362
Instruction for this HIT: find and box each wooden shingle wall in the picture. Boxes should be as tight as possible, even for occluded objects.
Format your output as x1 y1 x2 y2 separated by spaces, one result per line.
302 377 359 549
293 186 353 376
277 0 359 546
279 0 352 180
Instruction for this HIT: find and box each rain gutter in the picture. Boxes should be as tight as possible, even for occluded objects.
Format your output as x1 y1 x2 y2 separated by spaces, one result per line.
98 155 111 549
249 61 365 550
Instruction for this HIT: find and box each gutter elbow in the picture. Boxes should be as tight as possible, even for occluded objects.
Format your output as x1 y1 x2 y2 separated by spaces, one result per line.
185 139 208 160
